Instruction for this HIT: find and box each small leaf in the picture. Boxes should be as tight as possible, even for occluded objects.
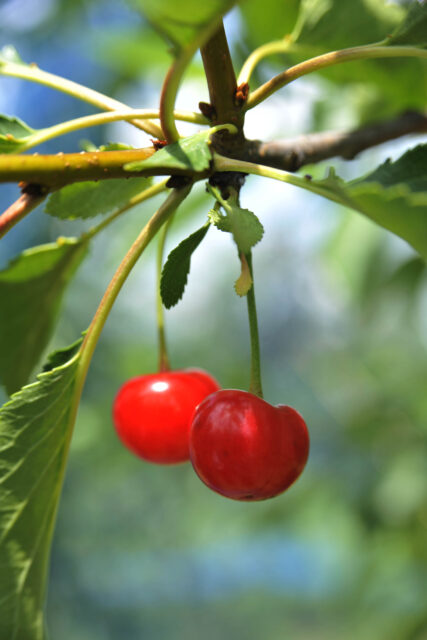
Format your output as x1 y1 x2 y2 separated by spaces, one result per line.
45 177 150 220
234 253 253 296
0 114 34 153
160 223 209 308
0 337 82 640
0 238 88 395
227 204 264 254
208 207 230 231
210 189 264 254
386 1 427 49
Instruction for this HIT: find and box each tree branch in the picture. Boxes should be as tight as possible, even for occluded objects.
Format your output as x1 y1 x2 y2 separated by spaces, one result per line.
0 111 425 192
233 110 427 171
0 148 207 187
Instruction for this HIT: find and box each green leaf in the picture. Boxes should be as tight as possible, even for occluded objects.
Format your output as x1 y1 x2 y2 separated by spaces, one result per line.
386 1 427 48
160 223 209 308
0 238 88 395
0 114 34 153
130 0 237 52
227 205 264 254
0 337 82 640
286 0 427 120
292 0 403 50
240 0 301 48
310 145 427 260
125 128 222 174
357 145 427 193
210 189 264 254
45 177 150 220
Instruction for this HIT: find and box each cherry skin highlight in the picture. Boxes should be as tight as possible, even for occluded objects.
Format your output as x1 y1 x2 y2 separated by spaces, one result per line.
189 389 309 501
113 369 220 464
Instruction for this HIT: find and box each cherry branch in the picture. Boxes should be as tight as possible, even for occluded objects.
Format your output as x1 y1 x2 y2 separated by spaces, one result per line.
230 110 427 172
0 148 208 188
0 110 424 194
200 22 242 129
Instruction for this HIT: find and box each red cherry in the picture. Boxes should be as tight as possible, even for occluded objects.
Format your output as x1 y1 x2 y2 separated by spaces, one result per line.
113 369 220 464
189 389 309 501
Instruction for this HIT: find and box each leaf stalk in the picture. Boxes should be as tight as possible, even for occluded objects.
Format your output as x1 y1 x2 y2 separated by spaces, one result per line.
246 44 427 109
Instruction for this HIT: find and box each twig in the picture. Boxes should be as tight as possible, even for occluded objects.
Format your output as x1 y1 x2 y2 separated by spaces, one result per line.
233 110 427 171
0 185 47 239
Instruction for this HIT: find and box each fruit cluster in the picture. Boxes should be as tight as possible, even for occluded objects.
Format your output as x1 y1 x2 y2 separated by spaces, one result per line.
113 369 309 501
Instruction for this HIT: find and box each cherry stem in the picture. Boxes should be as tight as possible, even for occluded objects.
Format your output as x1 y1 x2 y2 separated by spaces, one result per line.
75 184 192 407
156 214 174 372
245 251 263 399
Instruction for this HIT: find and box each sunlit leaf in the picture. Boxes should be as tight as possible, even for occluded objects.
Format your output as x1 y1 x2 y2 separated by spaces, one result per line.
0 238 88 395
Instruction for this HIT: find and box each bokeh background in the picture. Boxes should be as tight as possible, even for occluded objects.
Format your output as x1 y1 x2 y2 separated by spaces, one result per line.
1 1 426 638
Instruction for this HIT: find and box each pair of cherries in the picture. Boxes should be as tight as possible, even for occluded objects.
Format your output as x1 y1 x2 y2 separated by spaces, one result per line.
113 369 309 501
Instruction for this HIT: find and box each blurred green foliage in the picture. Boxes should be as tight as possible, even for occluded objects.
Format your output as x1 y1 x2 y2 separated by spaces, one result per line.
0 1 426 639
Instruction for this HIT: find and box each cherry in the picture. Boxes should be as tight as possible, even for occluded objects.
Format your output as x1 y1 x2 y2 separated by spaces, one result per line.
113 369 220 464
189 389 309 501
